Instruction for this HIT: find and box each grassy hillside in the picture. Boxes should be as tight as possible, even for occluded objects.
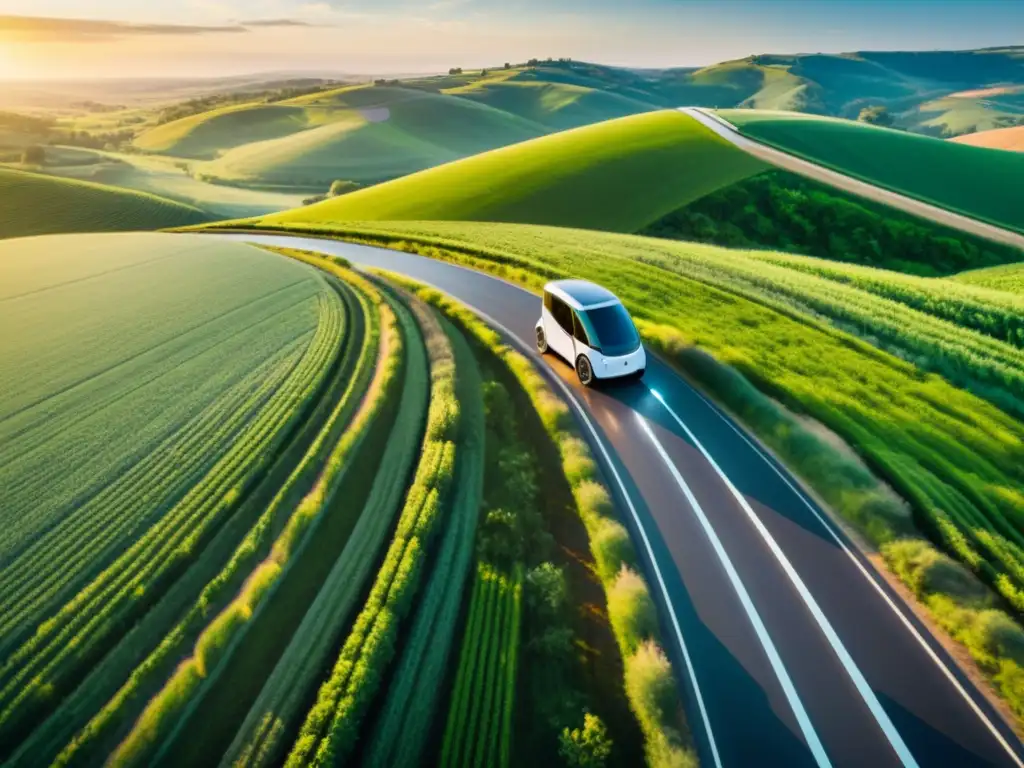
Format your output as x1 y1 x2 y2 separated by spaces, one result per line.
196 87 546 188
719 109 1024 233
951 124 1024 152
257 110 765 232
0 168 210 239
133 103 320 159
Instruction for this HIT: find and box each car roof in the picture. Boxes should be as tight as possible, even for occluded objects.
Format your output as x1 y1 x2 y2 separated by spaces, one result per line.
544 279 621 310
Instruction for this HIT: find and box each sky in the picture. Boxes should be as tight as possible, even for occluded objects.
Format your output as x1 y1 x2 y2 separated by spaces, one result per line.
0 0 1021 80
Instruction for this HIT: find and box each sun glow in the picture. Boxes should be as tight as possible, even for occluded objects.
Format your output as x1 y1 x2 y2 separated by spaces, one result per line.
0 44 25 79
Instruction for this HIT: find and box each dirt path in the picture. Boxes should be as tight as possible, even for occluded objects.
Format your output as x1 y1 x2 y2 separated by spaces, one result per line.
682 107 1024 252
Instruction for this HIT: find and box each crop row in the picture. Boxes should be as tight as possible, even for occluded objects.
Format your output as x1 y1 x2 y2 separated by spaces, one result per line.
359 298 487 768
0 332 311 652
284 284 464 768
101 270 393 768
747 250 1024 349
440 563 523 768
220 279 435 768
0 285 347 759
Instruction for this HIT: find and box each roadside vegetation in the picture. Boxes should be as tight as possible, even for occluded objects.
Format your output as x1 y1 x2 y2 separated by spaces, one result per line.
0 167 209 238
719 109 1024 233
394 276 697 767
219 219 1024 728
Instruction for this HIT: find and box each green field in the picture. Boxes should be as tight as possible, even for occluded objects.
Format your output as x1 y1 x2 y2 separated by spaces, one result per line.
256 110 765 232
0 234 346 761
16 147 306 219
955 263 1024 295
718 109 1024 233
0 168 210 238
1 238 671 767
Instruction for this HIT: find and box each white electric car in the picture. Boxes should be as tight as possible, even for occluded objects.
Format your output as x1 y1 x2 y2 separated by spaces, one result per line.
535 280 645 386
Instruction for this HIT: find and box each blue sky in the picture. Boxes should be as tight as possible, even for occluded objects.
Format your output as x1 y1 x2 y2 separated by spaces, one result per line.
0 0 1021 78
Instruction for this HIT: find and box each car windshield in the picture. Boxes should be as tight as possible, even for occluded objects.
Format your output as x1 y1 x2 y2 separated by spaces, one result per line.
580 302 640 356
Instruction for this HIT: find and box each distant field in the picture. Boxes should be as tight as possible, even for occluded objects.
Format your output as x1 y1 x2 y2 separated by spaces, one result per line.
258 110 766 232
0 168 210 238
18 146 306 218
956 263 1024 295
951 124 1024 153
718 109 1024 233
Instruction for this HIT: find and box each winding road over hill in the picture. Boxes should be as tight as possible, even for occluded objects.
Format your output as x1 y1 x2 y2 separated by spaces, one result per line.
215 232 1023 768
683 107 1024 252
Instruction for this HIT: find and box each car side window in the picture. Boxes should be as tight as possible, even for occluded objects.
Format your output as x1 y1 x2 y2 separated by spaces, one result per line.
549 296 573 334
572 311 590 345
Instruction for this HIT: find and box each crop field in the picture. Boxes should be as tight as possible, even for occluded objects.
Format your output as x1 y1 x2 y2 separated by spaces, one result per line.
0 168 210 238
717 109 1024 233
956 263 1024 295
952 125 1024 153
254 110 766 233
246 222 1024 689
441 563 523 768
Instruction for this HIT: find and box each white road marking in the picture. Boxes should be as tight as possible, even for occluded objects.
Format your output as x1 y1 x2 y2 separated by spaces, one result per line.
682 382 1024 768
649 388 919 768
636 414 831 767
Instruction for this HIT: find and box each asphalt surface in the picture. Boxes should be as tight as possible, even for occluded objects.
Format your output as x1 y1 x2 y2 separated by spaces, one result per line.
683 107 1024 252
217 233 1024 768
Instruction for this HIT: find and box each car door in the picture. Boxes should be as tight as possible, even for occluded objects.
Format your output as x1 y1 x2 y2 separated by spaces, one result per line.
546 295 576 362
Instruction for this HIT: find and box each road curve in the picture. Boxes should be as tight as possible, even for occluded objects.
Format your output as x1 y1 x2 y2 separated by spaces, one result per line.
682 107 1024 252
216 232 1024 768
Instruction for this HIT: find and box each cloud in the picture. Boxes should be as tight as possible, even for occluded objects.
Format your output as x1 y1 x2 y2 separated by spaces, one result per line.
239 19 315 27
0 14 248 42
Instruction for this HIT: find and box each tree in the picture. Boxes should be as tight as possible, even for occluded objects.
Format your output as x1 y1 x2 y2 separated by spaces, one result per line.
857 105 894 127
21 145 45 165
329 180 360 197
559 713 612 768
448 67 463 75
504 62 511 69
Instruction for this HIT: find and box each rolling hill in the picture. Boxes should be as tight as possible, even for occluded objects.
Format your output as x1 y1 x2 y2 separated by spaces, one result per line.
0 168 211 239
718 109 1024 233
256 110 766 232
951 124 1024 152
193 86 547 188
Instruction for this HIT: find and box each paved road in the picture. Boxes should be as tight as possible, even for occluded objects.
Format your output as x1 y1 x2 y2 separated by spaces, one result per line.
682 107 1024 252
217 233 1024 767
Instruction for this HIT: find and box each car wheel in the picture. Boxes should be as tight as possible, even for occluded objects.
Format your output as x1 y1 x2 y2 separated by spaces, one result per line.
536 326 548 353
633 367 646 381
576 355 594 387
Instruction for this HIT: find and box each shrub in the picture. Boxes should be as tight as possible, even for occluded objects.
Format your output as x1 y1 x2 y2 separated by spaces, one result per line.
21 145 45 165
592 519 635 583
558 712 612 768
607 567 658 655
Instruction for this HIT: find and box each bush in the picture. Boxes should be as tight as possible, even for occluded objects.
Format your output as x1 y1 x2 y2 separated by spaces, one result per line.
607 567 658 655
558 712 612 768
625 642 696 768
592 519 635 583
